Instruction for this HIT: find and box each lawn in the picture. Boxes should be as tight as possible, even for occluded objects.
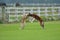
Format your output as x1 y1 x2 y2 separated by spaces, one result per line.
0 21 60 40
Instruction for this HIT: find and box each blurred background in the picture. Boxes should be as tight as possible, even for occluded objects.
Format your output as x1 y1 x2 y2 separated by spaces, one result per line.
0 0 60 40
0 0 60 23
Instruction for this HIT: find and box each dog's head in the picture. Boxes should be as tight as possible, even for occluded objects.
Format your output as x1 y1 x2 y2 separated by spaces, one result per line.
40 21 44 29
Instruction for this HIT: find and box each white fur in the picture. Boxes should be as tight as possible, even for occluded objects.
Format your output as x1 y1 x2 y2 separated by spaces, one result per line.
42 22 44 25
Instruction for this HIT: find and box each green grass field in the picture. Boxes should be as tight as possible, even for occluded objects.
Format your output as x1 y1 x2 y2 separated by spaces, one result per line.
0 21 60 40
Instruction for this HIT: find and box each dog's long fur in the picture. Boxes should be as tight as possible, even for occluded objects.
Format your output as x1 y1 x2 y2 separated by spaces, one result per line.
20 13 44 29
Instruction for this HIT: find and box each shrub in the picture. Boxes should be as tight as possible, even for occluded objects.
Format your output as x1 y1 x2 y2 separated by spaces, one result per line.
0 20 3 24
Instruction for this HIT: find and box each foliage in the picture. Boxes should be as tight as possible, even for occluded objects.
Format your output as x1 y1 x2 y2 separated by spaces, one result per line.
0 20 3 24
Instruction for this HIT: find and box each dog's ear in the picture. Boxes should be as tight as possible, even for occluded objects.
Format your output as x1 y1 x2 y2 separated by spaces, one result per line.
40 21 44 29
41 21 44 29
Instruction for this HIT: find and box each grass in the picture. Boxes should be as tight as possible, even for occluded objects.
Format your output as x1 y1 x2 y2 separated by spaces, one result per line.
0 21 60 40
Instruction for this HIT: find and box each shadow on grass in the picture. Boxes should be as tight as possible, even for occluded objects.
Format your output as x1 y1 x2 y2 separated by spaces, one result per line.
23 27 45 30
